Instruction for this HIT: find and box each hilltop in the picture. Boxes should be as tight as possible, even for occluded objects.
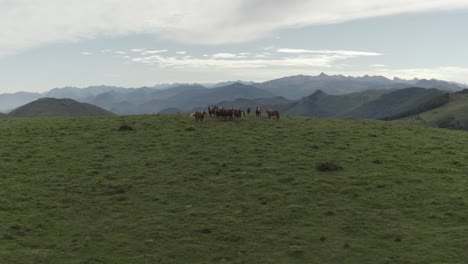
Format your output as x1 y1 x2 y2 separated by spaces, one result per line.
9 98 115 117
0 115 467 263
400 90 468 130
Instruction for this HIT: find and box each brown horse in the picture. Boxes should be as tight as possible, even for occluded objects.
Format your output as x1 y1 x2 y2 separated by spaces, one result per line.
216 108 234 120
247 106 251 115
191 111 206 122
266 108 280 120
233 109 244 119
255 106 261 118
207 106 216 117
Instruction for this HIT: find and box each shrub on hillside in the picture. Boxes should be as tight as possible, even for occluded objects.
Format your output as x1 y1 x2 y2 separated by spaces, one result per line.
316 162 343 172
118 124 134 131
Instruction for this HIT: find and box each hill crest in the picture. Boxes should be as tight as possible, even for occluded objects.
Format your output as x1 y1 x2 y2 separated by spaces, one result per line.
10 98 115 117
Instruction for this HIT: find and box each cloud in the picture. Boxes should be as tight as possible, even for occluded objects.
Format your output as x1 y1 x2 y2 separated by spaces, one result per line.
374 66 468 83
371 64 387 67
176 51 187 54
277 49 382 57
1 0 467 55
142 50 169 54
127 48 380 69
212 53 248 59
81 51 92 55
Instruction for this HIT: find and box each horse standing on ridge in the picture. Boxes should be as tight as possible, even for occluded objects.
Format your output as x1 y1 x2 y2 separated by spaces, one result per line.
190 111 207 122
255 106 262 118
266 108 280 120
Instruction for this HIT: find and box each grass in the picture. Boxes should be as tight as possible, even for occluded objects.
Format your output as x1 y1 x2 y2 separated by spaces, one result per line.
0 114 467 263
404 93 468 130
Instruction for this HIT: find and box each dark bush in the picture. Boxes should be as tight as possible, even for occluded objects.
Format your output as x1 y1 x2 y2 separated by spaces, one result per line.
316 162 343 172
118 124 134 131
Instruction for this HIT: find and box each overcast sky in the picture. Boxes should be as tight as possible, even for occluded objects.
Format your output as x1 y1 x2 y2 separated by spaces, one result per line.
1 0 468 93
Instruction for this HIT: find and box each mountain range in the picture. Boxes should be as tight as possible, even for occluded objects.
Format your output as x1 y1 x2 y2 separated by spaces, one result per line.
218 87 446 120
0 73 466 115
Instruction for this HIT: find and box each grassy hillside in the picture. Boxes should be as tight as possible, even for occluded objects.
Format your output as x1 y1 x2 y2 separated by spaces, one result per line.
0 115 467 263
284 89 390 117
214 88 443 120
9 98 115 117
403 91 468 130
344 88 444 119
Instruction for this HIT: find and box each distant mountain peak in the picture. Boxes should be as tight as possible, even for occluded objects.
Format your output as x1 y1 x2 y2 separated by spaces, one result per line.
308 89 327 98
318 72 329 77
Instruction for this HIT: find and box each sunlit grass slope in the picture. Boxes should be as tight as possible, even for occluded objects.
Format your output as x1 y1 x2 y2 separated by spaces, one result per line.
404 92 468 130
0 115 467 263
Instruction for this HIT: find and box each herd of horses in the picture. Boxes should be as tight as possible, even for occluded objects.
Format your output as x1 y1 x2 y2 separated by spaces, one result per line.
190 105 280 122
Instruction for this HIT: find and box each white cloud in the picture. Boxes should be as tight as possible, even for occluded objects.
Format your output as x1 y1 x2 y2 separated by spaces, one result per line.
1 0 467 55
142 50 169 54
212 53 237 59
81 51 92 55
115 51 126 55
374 66 468 83
126 48 380 69
176 51 187 54
371 64 387 67
131 48 145 52
211 52 254 59
277 48 382 57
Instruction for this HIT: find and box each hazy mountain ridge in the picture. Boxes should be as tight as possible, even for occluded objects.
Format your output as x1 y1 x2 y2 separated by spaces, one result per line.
0 74 465 114
215 87 445 120
253 73 464 99
136 83 275 114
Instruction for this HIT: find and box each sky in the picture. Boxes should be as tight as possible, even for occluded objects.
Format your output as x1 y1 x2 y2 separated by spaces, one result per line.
1 0 468 93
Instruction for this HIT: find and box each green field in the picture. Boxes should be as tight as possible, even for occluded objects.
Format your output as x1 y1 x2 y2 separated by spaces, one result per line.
0 115 467 263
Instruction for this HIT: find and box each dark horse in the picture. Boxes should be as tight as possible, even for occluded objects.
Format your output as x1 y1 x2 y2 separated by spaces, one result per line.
266 108 280 120
191 111 206 122
255 106 261 118
207 105 218 117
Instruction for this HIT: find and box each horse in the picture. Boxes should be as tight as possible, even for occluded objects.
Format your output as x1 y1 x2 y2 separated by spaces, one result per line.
190 111 206 122
266 108 280 120
255 106 261 118
208 105 219 117
247 106 251 115
233 109 243 119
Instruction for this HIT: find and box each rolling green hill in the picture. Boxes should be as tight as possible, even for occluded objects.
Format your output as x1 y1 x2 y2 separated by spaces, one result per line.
214 88 443 120
9 98 115 117
0 115 467 263
403 90 468 130
284 89 391 117
344 87 445 119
